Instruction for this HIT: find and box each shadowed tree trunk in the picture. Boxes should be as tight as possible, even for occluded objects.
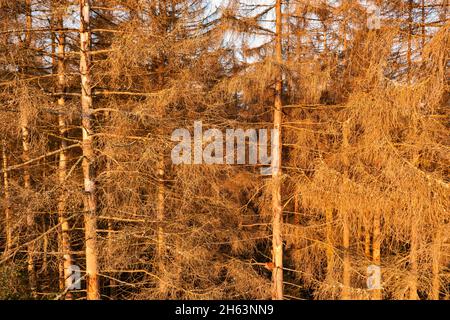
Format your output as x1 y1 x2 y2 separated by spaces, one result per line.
341 120 351 300
54 1 74 300
2 142 12 255
431 228 442 300
21 0 37 298
325 208 334 281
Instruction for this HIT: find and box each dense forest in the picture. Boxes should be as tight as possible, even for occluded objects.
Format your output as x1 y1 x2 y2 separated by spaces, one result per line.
0 0 448 300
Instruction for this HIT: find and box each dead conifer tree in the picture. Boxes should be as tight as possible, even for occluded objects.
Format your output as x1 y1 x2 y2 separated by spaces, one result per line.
79 0 100 300
52 0 74 299
271 0 284 301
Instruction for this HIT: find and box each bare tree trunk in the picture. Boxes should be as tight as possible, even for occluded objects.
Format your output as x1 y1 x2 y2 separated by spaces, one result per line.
441 0 448 24
407 0 413 83
155 8 167 289
54 3 74 300
372 211 382 300
409 219 419 299
421 0 426 48
80 0 100 300
156 154 166 294
57 230 65 292
271 0 284 301
22 0 37 298
42 217 49 277
2 142 12 255
342 213 350 299
22 118 37 298
325 208 334 280
341 120 351 300
293 192 300 225
431 228 441 300
365 221 371 260
105 159 116 299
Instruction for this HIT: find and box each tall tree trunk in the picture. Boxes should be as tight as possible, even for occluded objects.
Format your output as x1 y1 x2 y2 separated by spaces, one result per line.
54 3 74 300
80 0 100 300
105 159 116 299
155 7 167 289
407 0 413 83
325 208 334 281
341 120 351 300
440 0 448 24
409 219 419 299
372 211 382 300
156 154 166 294
22 117 37 298
22 0 37 298
365 221 371 260
271 0 284 301
421 0 425 49
293 192 300 225
2 142 12 255
431 228 441 300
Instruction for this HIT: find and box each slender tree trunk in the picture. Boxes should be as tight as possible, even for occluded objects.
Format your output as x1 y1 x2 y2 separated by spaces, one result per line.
407 0 413 83
341 120 351 300
80 0 100 300
325 208 334 280
155 10 167 289
2 142 12 254
42 217 49 277
431 228 441 300
22 0 37 298
156 154 166 294
409 219 419 299
421 0 426 49
409 131 422 300
106 219 116 298
105 159 116 299
372 210 382 300
271 0 284 301
342 213 350 299
441 0 448 24
22 117 37 298
54 4 74 300
365 221 371 260
293 192 300 225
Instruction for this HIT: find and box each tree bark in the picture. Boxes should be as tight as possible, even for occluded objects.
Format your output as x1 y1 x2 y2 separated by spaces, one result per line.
271 0 284 301
407 0 413 83
325 208 334 280
421 0 426 48
409 219 419 299
54 2 74 300
22 0 37 298
431 228 441 300
293 192 299 225
341 120 351 300
80 0 100 300
372 211 382 300
440 0 448 24
156 154 166 294
365 222 371 260
105 158 116 299
2 142 12 255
